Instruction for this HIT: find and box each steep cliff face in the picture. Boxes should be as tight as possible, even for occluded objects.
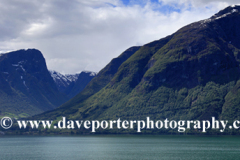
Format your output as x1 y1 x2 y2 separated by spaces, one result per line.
0 49 67 118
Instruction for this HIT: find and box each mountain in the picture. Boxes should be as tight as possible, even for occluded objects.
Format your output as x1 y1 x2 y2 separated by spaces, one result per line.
49 70 79 95
66 71 97 99
0 49 68 118
33 5 240 134
35 46 141 117
49 70 96 99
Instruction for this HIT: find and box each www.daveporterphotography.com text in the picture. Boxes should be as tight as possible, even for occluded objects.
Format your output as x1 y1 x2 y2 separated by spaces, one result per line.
2 117 240 133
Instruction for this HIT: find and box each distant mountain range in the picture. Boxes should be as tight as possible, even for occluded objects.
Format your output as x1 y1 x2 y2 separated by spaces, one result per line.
49 70 79 94
49 70 96 99
32 5 240 134
0 49 96 118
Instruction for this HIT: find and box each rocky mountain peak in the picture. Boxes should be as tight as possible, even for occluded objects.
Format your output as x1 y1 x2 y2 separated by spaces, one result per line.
49 70 96 99
211 5 240 20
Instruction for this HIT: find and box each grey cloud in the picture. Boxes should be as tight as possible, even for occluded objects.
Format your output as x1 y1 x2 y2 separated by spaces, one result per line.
0 0 46 40
0 0 234 73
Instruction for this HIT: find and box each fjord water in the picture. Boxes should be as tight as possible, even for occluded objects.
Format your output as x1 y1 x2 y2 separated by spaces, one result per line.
0 135 240 160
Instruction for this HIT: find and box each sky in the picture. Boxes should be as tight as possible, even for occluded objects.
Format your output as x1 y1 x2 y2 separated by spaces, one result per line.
0 0 239 74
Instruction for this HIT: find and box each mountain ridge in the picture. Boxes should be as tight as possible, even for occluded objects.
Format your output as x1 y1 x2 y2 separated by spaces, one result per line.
49 70 97 99
11 6 240 135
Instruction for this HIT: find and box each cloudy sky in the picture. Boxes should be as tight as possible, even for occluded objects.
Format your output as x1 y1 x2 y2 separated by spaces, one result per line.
0 0 239 74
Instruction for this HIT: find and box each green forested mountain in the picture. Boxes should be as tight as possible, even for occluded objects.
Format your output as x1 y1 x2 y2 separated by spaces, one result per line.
33 6 240 134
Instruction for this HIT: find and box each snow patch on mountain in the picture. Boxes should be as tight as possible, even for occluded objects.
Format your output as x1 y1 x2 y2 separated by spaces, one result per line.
12 61 26 72
215 8 238 20
199 6 239 28
49 70 79 85
49 70 97 84
231 5 240 8
49 70 97 96
82 71 97 76
65 74 79 82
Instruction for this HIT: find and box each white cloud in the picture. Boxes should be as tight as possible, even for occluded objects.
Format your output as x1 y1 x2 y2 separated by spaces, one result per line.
0 0 237 73
159 0 239 7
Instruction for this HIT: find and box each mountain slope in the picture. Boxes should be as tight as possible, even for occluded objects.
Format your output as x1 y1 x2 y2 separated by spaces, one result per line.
33 6 240 134
0 49 68 118
34 46 141 117
85 5 240 121
66 71 97 99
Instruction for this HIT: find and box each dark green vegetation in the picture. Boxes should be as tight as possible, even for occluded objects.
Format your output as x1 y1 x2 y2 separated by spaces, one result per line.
0 49 68 118
9 6 240 134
